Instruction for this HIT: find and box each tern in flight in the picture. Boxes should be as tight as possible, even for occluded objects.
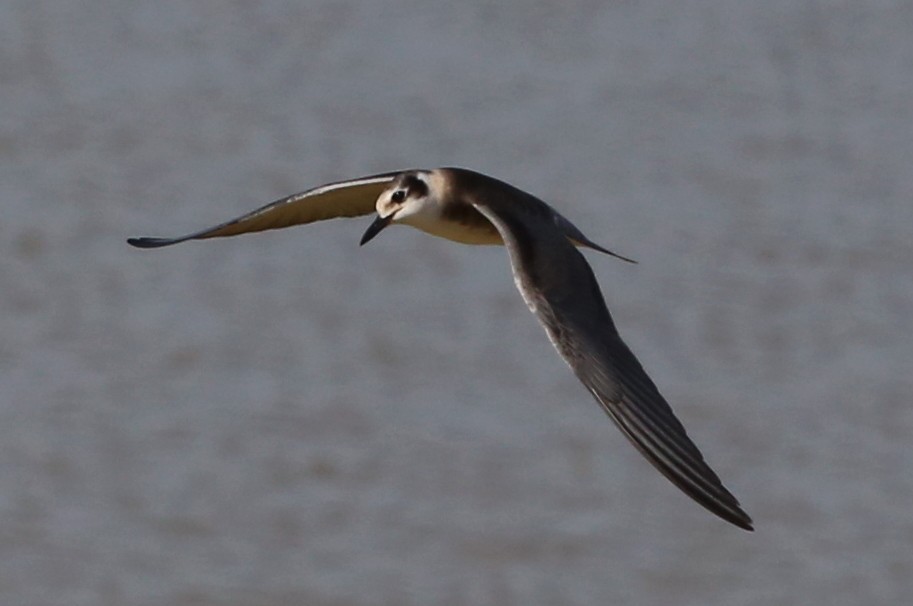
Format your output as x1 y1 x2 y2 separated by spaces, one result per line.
129 167 753 530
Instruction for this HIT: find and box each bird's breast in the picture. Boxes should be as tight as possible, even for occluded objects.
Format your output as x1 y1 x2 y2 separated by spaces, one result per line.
405 203 502 245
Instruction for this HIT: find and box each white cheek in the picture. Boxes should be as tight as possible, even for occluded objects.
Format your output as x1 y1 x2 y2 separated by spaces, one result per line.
393 198 430 223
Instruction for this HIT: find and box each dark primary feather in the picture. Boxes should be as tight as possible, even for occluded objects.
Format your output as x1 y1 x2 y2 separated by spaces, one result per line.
471 194 753 530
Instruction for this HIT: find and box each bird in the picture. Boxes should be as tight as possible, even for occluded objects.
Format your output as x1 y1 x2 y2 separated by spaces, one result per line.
128 167 753 531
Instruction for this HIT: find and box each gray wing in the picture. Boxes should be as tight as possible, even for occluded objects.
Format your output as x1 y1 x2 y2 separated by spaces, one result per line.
127 171 400 248
472 201 753 530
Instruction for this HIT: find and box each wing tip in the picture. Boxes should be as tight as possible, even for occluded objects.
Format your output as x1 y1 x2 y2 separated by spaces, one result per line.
703 484 754 531
726 507 755 531
127 237 179 249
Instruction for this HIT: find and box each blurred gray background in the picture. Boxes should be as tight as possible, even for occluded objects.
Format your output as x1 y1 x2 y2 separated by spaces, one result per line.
3 1 912 605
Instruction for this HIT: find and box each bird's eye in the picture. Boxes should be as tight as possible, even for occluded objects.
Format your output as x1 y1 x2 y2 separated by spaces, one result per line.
391 190 406 203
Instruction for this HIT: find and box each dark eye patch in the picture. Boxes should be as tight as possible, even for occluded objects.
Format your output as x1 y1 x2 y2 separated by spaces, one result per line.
400 174 429 198
392 190 406 203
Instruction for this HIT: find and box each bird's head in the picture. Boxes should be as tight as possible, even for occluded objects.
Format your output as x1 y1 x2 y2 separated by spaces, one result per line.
359 170 440 245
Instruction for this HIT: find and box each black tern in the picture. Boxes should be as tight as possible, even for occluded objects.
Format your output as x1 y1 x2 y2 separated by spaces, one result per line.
129 167 753 530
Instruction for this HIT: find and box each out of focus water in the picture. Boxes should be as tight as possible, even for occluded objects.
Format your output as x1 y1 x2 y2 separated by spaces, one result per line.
2 2 912 605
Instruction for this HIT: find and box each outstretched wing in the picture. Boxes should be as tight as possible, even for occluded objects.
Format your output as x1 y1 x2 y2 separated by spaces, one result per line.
127 171 400 248
472 200 753 530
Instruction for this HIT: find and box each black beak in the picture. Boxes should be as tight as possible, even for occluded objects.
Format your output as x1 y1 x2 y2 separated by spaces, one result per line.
359 214 393 246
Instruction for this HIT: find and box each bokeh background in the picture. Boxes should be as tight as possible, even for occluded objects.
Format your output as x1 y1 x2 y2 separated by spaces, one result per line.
3 2 912 604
